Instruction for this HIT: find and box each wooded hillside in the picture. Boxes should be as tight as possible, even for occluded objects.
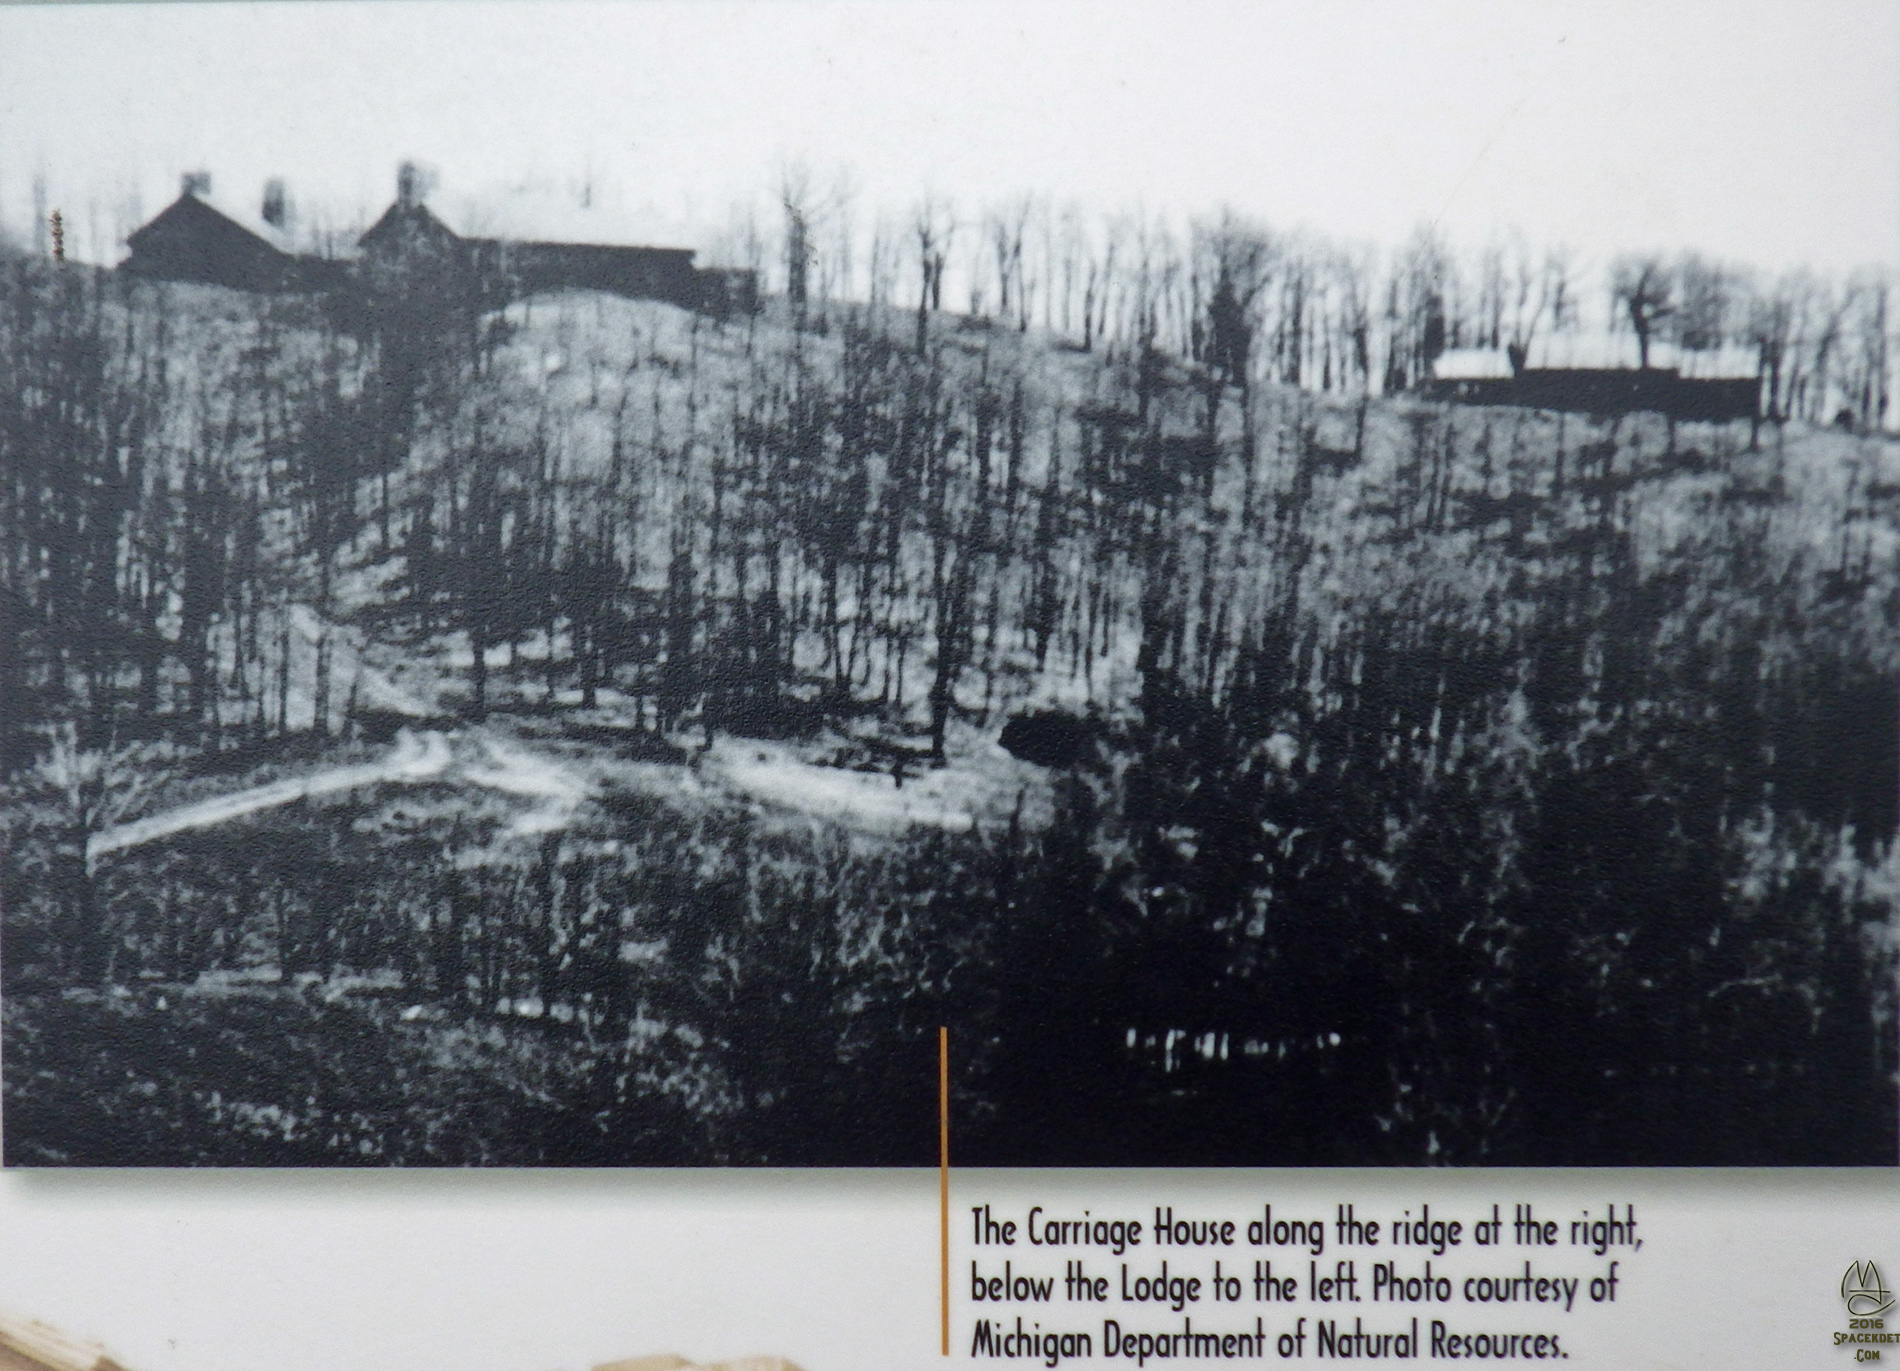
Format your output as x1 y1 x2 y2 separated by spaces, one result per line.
2 239 1894 1164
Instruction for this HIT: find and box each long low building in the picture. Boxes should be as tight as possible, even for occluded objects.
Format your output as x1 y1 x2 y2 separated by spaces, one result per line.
1424 344 1761 421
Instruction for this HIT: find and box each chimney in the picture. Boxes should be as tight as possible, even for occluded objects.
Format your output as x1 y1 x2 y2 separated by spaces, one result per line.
396 161 434 210
182 171 212 199
261 178 288 228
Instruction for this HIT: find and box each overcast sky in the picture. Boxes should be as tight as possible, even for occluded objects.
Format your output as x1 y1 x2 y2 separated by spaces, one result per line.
0 1 1896 274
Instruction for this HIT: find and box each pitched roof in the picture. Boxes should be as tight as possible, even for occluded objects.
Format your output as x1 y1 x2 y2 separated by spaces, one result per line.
127 190 298 257
1525 334 1758 378
357 198 461 250
448 181 702 255
1431 348 1514 380
1432 338 1761 380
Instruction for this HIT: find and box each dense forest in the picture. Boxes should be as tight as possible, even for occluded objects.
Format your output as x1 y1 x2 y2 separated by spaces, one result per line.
1 203 1895 1164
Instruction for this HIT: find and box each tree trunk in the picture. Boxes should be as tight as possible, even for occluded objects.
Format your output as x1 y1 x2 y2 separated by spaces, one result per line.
471 616 489 720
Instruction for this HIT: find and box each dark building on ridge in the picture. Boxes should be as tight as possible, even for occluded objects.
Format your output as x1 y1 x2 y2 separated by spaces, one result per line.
355 164 754 315
121 173 344 293
352 165 468 305
1422 343 1761 422
120 163 755 316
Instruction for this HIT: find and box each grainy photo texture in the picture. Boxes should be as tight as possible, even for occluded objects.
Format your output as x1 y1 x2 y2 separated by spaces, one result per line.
1 1 1895 1165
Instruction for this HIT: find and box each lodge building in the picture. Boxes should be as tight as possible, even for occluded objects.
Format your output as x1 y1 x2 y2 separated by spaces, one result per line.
119 165 756 316
120 173 344 293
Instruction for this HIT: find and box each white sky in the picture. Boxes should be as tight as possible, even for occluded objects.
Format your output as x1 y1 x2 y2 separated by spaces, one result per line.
0 0 1896 275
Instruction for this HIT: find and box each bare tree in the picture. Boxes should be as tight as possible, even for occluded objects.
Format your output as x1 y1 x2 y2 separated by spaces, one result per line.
824 164 859 314
1674 252 1733 352
780 164 815 328
1502 231 1546 370
1080 215 1124 354
986 196 1034 332
1331 245 1376 393
1055 203 1088 339
1543 246 1579 337
34 724 154 984
1747 270 1795 423
1392 224 1453 389
1198 218 1268 389
1847 268 1892 430
1475 238 1508 350
912 194 954 353
1612 255 1675 369
1805 277 1855 423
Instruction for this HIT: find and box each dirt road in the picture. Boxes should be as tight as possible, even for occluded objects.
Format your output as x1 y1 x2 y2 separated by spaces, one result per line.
86 730 453 862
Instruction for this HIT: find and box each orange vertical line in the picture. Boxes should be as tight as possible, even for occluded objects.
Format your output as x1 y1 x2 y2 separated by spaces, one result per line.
940 1024 950 1356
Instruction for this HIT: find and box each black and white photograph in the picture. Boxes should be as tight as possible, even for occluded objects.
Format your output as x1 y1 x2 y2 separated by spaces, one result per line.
1 0 1895 1166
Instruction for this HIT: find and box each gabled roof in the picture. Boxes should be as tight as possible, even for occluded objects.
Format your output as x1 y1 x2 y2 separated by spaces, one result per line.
1525 335 1758 378
357 191 701 261
358 199 461 250
127 191 296 258
1431 338 1760 381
